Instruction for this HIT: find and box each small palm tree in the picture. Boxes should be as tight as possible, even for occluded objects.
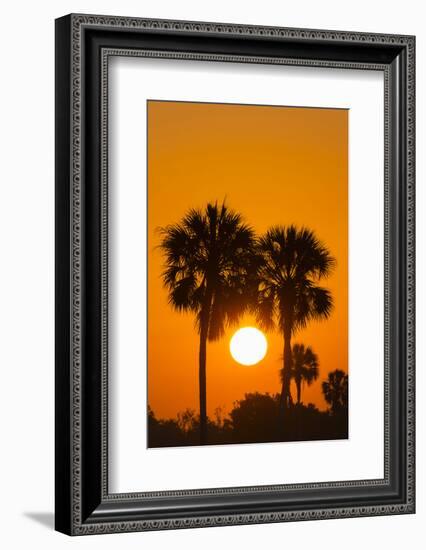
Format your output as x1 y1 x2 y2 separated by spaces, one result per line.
256 225 335 413
322 369 348 415
282 343 319 405
159 201 258 444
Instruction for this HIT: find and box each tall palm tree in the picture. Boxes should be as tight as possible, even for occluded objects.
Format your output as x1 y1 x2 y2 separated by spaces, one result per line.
282 343 319 405
256 225 335 413
159 201 258 444
322 369 348 415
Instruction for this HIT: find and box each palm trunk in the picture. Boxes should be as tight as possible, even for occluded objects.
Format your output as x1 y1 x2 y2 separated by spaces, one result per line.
296 378 301 405
279 325 292 413
198 287 213 445
198 324 208 445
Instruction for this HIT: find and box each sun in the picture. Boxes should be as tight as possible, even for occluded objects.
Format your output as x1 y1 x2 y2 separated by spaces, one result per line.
229 327 268 366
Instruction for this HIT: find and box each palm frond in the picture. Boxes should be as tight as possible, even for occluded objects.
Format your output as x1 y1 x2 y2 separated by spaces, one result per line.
256 224 335 337
158 200 258 336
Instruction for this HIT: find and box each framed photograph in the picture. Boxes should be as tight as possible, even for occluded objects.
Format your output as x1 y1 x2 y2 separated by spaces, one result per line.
55 14 415 535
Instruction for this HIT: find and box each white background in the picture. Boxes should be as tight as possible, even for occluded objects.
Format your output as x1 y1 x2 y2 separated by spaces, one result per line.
0 1 423 549
110 58 384 492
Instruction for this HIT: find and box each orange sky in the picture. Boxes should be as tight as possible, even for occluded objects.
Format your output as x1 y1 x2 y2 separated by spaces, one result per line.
147 100 348 418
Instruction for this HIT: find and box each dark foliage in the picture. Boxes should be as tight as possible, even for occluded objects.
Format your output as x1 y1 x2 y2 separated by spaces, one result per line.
148 392 348 448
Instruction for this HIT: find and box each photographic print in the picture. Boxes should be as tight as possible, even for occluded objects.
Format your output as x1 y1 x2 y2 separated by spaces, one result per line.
147 100 348 448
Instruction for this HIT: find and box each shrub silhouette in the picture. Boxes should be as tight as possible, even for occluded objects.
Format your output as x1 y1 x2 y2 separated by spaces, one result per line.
230 392 280 443
148 391 348 448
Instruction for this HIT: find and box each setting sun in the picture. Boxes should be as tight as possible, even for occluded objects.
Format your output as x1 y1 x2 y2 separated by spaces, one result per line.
230 327 268 366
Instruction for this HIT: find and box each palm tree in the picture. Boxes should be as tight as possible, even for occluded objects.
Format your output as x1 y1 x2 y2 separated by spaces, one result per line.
282 343 319 405
322 369 348 415
256 225 335 413
159 201 258 444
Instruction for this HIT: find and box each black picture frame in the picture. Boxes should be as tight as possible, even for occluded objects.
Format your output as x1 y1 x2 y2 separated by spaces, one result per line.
55 13 415 535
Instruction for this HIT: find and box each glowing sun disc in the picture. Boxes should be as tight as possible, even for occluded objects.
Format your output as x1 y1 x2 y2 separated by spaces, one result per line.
230 327 267 366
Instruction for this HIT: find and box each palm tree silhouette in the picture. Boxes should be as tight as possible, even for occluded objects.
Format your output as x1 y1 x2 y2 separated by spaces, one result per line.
282 343 319 405
256 225 335 413
322 369 348 415
159 201 258 444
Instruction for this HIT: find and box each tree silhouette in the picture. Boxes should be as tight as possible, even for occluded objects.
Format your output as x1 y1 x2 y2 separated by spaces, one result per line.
322 369 348 415
229 392 280 442
283 343 319 405
159 201 258 444
256 225 335 413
